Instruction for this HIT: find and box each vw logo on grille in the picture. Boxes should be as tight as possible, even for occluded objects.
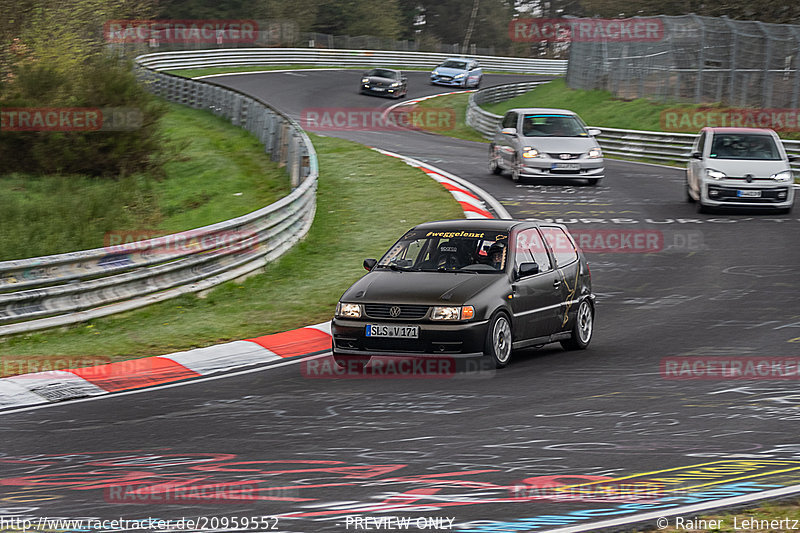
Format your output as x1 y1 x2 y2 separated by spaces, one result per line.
389 306 402 318
746 174 754 183
560 153 571 160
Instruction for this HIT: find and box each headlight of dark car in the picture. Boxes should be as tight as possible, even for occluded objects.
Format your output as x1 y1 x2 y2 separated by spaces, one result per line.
336 302 362 318
431 305 474 320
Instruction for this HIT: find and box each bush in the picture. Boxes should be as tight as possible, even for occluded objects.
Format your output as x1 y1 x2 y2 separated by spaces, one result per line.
0 55 168 177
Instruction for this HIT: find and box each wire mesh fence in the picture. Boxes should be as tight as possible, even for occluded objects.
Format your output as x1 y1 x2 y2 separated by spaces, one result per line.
566 15 800 109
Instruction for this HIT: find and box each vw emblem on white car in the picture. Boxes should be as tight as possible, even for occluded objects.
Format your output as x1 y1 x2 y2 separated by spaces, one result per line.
745 174 754 183
389 306 402 317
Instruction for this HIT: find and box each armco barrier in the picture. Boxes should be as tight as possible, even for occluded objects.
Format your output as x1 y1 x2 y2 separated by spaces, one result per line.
466 81 800 172
134 48 568 75
0 59 318 336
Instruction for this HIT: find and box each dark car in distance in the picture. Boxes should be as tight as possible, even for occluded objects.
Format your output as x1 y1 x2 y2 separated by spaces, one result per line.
331 220 595 369
360 68 408 98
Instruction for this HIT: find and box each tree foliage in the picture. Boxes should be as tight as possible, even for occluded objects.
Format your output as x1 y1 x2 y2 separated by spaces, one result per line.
0 0 167 177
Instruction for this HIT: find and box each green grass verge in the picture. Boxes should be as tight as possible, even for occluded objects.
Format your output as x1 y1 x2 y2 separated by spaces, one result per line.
416 92 488 144
0 134 463 360
483 78 683 131
0 103 290 261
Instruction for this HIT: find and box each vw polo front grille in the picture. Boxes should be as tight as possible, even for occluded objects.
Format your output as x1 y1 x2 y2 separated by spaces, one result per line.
364 304 429 319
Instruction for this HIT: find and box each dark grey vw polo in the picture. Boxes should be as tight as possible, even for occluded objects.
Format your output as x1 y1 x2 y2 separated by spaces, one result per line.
331 219 595 369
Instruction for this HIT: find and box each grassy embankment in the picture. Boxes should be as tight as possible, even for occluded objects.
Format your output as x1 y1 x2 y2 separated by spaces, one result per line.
0 103 291 261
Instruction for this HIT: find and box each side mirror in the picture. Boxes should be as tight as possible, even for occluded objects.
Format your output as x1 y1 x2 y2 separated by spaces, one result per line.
501 127 517 136
788 154 797 162
587 128 602 137
691 152 703 159
363 258 377 271
516 262 539 279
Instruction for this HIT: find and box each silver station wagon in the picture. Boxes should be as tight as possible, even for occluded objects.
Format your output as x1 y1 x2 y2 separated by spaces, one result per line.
489 108 604 185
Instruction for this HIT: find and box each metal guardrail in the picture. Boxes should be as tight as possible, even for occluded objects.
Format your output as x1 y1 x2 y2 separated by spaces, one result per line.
135 48 568 75
467 82 800 173
0 58 318 336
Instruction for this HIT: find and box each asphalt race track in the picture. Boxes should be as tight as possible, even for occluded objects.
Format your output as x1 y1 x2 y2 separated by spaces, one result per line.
2 70 800 533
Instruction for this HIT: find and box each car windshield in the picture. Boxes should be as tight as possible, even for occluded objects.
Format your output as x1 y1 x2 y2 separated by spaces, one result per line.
367 69 396 79
709 133 781 160
521 114 589 137
377 229 509 273
440 61 467 70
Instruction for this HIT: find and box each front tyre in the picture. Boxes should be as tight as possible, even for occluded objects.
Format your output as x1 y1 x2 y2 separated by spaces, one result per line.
484 313 512 368
489 145 503 175
560 299 593 351
510 156 521 182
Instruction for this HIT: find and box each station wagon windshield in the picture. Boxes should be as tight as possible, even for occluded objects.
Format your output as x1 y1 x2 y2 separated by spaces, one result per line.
440 61 467 69
378 230 509 272
709 134 781 160
522 114 589 137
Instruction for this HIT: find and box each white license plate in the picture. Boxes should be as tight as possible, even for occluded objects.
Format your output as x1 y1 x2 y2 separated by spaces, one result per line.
552 163 580 170
366 324 419 338
737 190 761 198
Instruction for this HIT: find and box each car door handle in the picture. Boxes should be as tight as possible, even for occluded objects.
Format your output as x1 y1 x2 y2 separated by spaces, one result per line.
553 279 561 289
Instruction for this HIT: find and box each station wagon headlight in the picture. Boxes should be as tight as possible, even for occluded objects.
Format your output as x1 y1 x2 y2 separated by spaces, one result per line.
454 73 465 79
361 77 369 83
588 147 602 158
336 302 362 318
390 82 401 87
771 170 793 182
706 169 726 180
522 147 541 158
432 305 475 320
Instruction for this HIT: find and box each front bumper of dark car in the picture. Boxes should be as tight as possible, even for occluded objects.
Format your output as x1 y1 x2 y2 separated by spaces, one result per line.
331 317 489 358
361 83 403 96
